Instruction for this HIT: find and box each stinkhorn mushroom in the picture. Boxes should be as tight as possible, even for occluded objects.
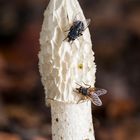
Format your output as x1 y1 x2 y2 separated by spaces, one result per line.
39 0 96 139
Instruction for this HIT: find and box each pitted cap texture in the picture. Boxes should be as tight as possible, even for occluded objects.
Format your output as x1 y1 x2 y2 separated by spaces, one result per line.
38 0 96 103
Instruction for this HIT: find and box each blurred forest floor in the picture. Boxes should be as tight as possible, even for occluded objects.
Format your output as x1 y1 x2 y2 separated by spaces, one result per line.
0 0 140 140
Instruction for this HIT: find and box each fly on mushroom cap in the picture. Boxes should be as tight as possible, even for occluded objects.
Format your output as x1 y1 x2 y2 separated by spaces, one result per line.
64 13 91 43
39 0 96 104
75 82 107 106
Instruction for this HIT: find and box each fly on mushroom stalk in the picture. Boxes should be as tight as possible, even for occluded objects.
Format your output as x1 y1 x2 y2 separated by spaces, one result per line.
75 82 107 106
64 13 91 43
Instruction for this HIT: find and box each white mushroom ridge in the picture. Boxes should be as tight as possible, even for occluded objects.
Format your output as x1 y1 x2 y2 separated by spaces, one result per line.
38 0 96 103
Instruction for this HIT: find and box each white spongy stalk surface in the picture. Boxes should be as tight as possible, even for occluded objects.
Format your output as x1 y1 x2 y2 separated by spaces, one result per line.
38 0 96 103
51 100 95 140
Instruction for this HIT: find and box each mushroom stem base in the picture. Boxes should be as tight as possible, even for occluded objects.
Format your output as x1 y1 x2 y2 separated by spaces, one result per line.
51 100 95 140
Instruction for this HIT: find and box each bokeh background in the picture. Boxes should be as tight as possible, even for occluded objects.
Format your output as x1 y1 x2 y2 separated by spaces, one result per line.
0 0 140 140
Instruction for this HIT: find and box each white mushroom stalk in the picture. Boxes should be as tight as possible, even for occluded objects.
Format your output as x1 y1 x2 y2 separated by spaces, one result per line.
38 0 96 139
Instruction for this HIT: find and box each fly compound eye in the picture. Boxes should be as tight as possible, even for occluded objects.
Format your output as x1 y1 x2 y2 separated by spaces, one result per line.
79 87 82 91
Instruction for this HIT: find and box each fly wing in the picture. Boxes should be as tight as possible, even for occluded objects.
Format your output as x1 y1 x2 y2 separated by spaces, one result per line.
73 12 83 22
89 93 102 106
73 13 91 29
83 19 91 30
94 88 107 96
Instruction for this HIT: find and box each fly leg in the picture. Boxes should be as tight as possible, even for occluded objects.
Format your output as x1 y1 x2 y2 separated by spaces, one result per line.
63 36 68 41
64 29 70 32
73 89 82 104
75 82 82 87
70 40 74 44
82 81 91 88
78 33 83 37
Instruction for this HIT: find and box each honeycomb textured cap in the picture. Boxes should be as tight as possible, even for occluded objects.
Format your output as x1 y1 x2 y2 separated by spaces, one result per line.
38 0 96 103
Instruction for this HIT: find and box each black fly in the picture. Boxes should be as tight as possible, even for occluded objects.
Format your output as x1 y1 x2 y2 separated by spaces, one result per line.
64 14 91 43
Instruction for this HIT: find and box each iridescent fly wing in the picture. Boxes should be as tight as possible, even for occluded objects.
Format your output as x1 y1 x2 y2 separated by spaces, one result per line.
73 12 83 22
89 93 102 106
94 88 107 96
83 18 91 30
73 13 91 29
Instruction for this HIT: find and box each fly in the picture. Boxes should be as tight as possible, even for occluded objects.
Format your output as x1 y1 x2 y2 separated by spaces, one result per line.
64 14 91 43
75 82 107 106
